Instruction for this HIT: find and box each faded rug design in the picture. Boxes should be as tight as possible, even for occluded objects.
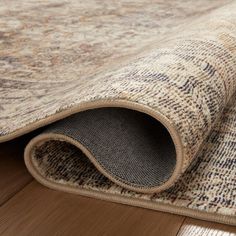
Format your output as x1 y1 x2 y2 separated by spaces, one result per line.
0 0 236 226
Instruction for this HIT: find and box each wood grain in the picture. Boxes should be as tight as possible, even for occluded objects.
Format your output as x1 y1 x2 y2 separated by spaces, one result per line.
0 136 32 205
0 181 184 236
178 218 236 236
0 135 235 236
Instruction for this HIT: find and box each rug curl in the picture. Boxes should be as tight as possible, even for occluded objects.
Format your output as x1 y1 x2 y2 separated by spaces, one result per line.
0 0 236 226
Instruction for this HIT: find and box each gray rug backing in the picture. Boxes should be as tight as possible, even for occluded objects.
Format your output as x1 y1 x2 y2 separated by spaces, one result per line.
42 108 176 188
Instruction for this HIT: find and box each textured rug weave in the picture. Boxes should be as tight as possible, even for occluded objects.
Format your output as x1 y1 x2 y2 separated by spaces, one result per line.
0 0 236 225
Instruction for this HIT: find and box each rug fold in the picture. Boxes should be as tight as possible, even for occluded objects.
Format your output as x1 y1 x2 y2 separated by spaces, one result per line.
1 0 236 226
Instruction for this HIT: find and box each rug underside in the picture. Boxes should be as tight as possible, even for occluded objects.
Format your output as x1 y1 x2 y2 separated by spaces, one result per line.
0 0 236 226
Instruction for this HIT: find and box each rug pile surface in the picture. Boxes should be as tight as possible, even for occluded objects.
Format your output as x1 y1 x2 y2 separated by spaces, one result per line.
0 0 236 225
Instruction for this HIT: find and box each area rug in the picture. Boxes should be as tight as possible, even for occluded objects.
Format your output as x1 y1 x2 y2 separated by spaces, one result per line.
0 0 236 226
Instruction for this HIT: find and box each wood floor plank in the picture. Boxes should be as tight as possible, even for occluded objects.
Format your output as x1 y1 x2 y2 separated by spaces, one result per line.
0 136 33 205
177 218 236 236
0 181 185 236
0 134 235 235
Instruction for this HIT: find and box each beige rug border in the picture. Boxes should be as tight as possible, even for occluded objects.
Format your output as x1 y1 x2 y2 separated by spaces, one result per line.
25 133 183 193
1 99 184 192
0 99 235 225
24 147 236 226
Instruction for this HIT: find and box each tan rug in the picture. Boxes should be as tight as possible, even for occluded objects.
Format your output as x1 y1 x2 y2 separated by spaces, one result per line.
0 0 236 226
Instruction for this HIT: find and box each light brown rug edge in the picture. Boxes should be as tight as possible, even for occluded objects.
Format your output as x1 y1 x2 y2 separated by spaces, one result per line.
1 99 235 226
21 160 236 226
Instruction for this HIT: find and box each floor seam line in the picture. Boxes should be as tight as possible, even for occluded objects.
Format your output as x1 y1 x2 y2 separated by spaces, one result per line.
176 216 187 236
0 179 33 208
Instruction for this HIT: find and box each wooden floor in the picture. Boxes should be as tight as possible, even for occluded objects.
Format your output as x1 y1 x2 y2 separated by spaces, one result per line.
0 133 235 236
